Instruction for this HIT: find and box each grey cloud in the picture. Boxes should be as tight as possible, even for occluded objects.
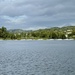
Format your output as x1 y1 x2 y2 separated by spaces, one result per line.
0 0 75 29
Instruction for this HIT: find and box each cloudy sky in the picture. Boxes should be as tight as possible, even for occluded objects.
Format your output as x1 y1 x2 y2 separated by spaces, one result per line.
0 0 75 30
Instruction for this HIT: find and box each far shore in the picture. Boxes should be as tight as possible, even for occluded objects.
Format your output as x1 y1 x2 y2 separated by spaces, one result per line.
0 39 75 41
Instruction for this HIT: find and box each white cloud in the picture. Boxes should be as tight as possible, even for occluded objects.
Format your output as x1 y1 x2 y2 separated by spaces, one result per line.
0 0 75 29
1 15 27 24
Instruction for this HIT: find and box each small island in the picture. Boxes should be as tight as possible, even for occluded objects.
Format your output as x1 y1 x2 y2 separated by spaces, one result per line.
0 26 75 40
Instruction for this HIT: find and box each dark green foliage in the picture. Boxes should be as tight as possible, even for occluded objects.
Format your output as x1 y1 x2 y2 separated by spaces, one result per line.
0 26 75 40
0 27 8 39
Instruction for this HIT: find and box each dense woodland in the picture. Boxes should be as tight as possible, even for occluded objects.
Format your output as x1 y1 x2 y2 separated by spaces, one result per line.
0 26 75 40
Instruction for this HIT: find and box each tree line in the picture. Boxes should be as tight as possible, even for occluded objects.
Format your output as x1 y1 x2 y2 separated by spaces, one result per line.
0 26 75 40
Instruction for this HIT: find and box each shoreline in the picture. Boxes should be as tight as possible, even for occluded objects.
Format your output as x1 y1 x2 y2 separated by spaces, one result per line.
0 39 75 41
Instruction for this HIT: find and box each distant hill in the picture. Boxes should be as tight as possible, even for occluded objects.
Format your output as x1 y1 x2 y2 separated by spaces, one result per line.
8 26 75 33
44 26 75 31
8 29 23 33
8 29 32 33
61 26 75 31
1 26 75 39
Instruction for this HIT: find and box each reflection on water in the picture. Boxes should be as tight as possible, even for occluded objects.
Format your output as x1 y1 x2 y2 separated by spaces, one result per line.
0 40 75 75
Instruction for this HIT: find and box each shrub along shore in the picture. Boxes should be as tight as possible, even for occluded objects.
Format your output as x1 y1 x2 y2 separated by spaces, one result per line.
0 26 75 40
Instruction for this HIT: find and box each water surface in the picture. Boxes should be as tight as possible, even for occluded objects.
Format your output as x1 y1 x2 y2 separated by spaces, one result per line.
0 40 75 75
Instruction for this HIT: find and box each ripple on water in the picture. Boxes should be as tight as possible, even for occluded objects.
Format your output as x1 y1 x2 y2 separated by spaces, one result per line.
0 40 75 75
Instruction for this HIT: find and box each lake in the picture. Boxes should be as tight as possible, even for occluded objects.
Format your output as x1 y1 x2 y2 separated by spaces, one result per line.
0 40 75 75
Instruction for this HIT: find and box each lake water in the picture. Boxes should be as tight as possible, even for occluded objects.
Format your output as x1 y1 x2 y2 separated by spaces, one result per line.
0 40 75 75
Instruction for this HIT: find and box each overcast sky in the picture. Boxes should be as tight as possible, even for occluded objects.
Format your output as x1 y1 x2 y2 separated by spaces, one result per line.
0 0 75 30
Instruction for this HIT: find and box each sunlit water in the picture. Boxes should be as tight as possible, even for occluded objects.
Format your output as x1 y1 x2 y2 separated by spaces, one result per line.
0 40 75 75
